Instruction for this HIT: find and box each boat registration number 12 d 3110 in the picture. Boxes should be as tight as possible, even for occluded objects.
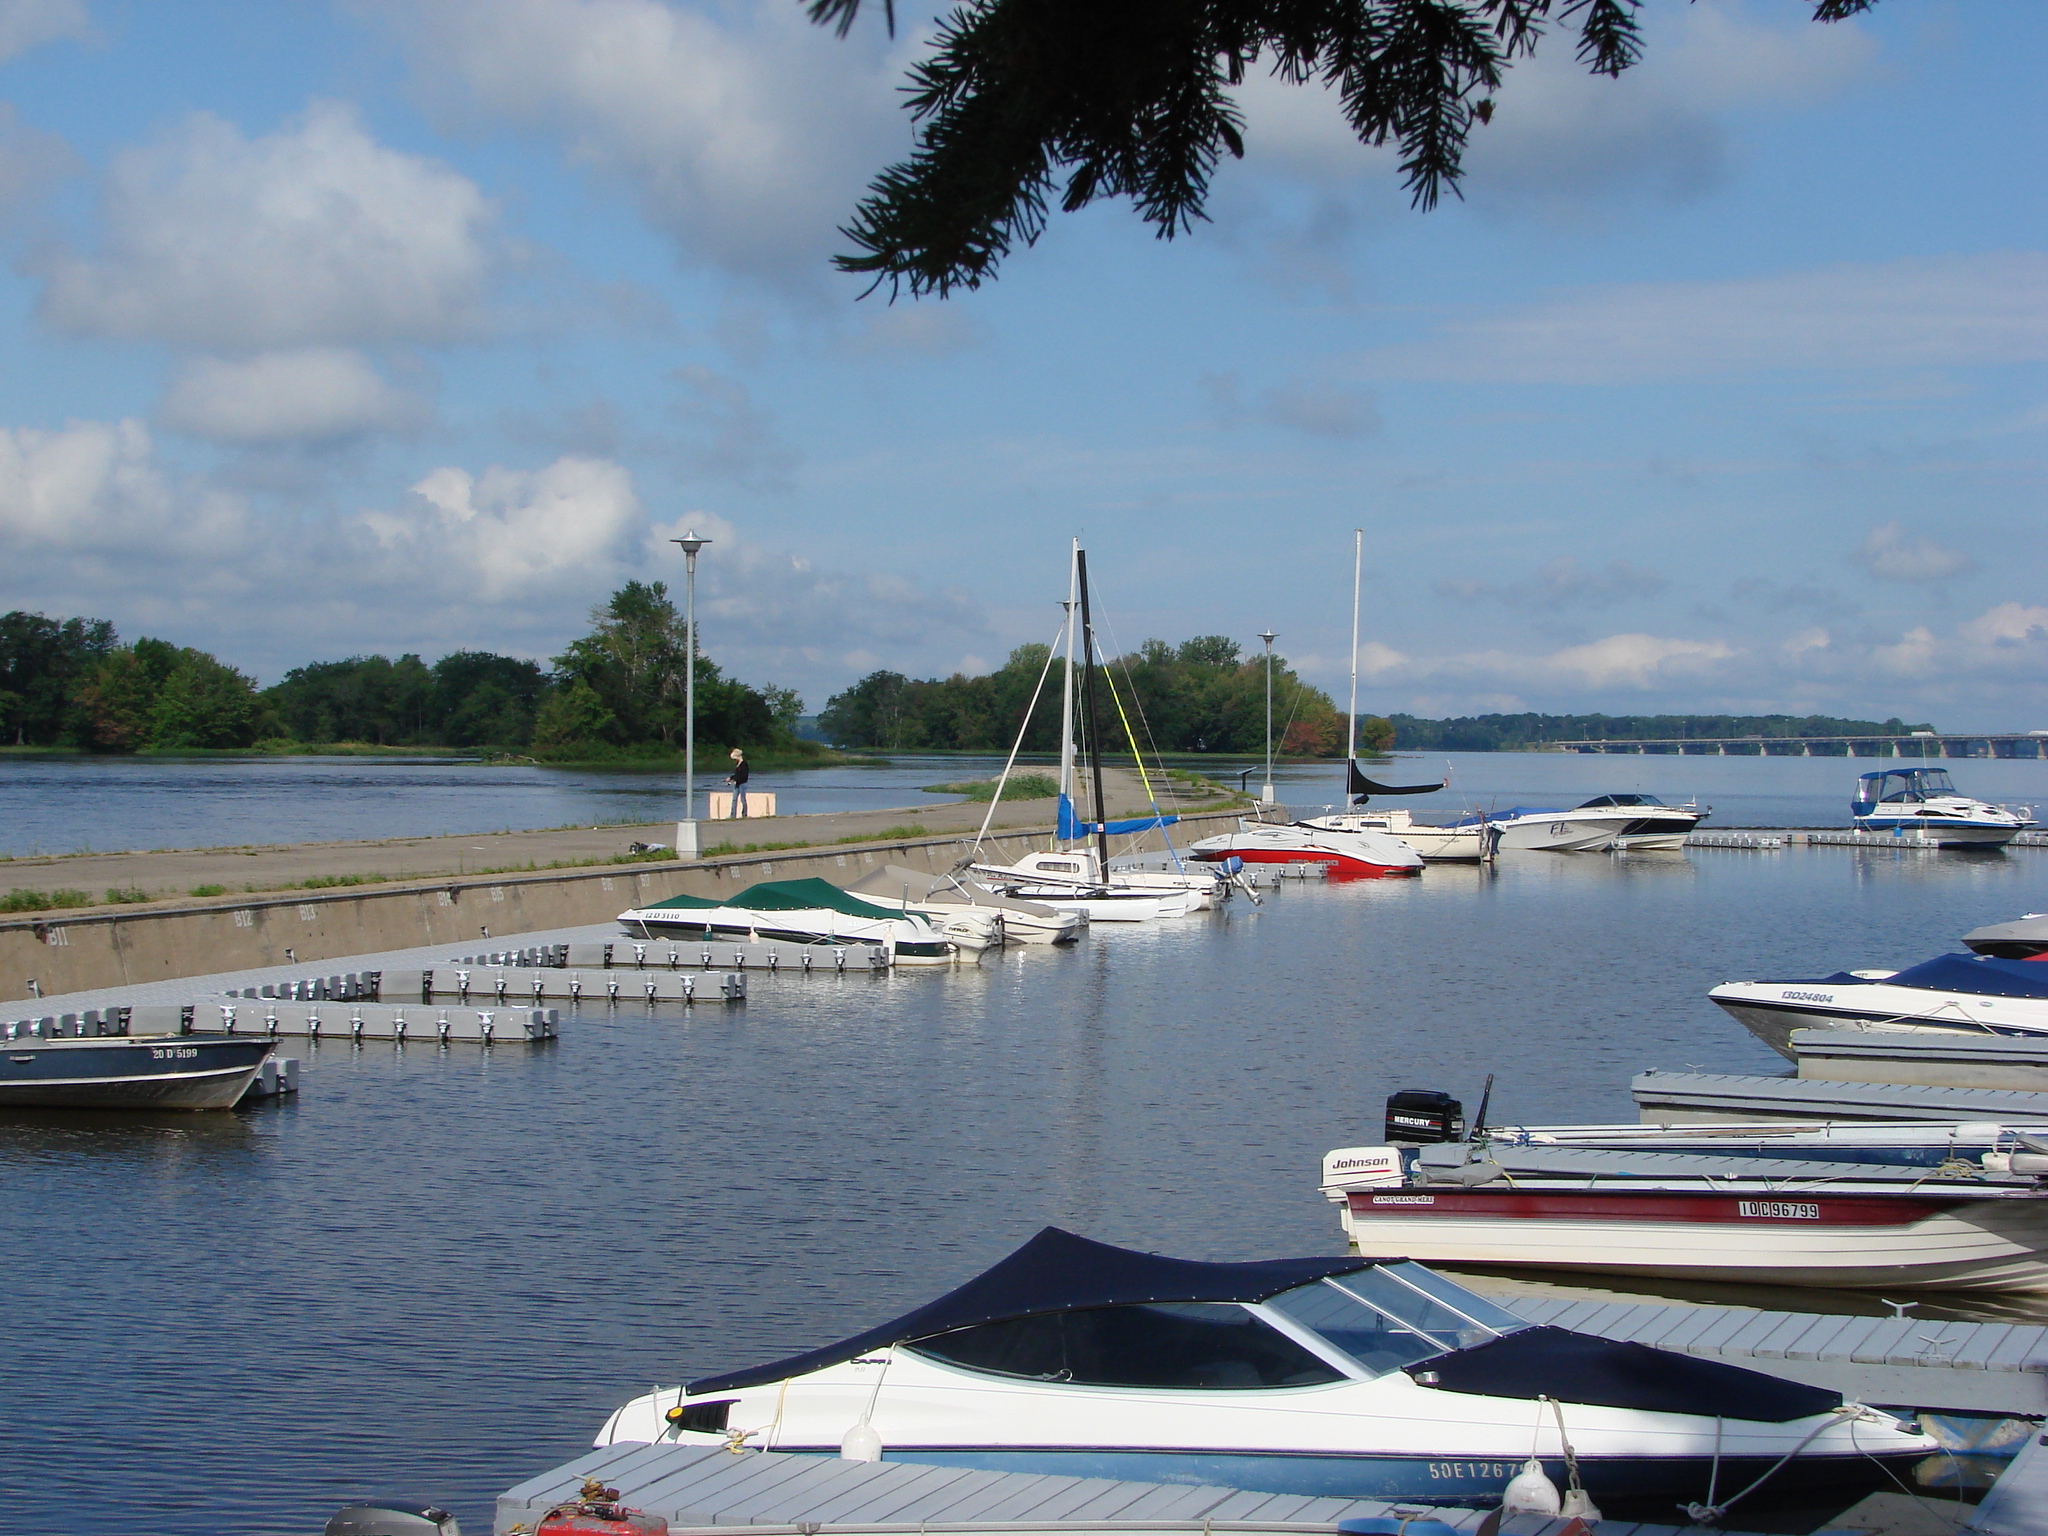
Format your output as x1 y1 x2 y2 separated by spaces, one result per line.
1738 1201 1820 1220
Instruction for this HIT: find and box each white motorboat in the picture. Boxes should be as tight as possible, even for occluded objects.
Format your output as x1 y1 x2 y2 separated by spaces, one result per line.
846 863 1084 945
617 876 956 964
1299 808 1490 862
1323 1143 2048 1291
597 1227 1933 1520
1851 767 2033 847
1443 800 1641 852
1187 819 1423 878
1581 792 1708 850
1708 951 2048 1058
974 848 1201 921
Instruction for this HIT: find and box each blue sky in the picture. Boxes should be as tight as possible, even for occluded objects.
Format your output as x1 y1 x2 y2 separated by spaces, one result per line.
0 0 2044 728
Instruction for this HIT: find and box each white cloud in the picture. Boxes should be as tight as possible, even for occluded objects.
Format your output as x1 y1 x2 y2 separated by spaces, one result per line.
371 456 643 601
1961 605 2048 647
0 0 87 61
376 0 910 284
1358 252 2048 385
161 349 424 444
39 101 496 348
1358 631 1736 691
1853 520 1976 584
1437 558 1667 612
0 417 247 556
0 103 74 226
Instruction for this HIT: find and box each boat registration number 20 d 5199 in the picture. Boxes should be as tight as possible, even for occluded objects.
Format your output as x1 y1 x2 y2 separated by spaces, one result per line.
1739 1201 1820 1220
150 1046 199 1060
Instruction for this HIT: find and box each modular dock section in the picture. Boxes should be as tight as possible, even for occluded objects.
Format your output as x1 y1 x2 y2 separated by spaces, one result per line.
1631 1070 2048 1124
497 1443 1749 1536
1793 1028 2048 1091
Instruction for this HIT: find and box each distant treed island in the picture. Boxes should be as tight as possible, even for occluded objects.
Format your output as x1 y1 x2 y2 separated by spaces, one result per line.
0 583 811 762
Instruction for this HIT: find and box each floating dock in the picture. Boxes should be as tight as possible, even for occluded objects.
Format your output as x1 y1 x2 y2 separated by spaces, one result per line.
166 1000 559 1043
1632 1069 2048 1124
1793 1028 2048 1091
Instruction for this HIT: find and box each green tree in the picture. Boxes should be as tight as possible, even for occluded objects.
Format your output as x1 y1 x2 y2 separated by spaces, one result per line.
809 0 1877 295
532 678 618 749
148 651 262 748
0 610 117 745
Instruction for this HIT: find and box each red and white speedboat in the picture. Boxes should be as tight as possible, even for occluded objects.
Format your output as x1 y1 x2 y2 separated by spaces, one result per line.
1322 1144 2048 1292
1189 819 1422 879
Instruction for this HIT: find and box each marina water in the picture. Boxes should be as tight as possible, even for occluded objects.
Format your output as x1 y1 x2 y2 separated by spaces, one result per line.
7 753 2048 1532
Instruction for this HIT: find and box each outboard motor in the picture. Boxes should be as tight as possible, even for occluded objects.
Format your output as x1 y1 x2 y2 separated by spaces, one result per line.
1385 1089 1465 1145
325 1501 460 1536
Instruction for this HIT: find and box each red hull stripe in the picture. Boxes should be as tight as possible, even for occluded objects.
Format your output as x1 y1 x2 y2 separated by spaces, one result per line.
1196 847 1419 878
1348 1189 1989 1226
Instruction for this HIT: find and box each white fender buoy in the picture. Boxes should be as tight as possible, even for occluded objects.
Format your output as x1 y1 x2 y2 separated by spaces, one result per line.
840 1420 882 1462
1560 1486 1602 1522
1501 1458 1562 1517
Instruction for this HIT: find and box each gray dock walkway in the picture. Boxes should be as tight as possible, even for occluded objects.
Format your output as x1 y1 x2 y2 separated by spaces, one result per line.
497 1444 1756 1536
1794 1029 2048 1091
1632 1070 2048 1124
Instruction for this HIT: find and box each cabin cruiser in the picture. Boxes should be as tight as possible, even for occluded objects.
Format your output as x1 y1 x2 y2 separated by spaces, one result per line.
617 877 956 964
846 863 1083 945
1708 952 2048 1057
1851 767 2033 847
597 1227 1933 1518
1965 913 2048 959
973 849 1205 921
1324 1142 2048 1292
1297 808 1492 862
1187 820 1423 878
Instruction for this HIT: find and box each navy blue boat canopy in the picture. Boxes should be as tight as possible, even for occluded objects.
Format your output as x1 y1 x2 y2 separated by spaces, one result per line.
1885 952 2048 999
688 1227 1375 1395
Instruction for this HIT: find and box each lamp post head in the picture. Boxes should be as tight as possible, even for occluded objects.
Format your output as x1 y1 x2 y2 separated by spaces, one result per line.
670 532 712 559
1259 629 1277 652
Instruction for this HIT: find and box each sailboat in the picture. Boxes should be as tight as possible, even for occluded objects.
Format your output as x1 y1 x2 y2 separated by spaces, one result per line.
1188 532 1427 879
975 543 1215 921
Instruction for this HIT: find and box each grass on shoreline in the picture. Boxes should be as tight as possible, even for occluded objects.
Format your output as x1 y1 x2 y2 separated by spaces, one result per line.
923 773 1059 802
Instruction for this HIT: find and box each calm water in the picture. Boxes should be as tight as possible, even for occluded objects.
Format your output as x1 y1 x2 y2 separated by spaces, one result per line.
5 748 2047 857
6 843 2047 1534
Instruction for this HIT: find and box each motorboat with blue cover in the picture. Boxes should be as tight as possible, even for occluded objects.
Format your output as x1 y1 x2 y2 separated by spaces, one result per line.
617 877 955 963
0 1029 274 1109
1851 767 2032 847
597 1228 1933 1519
1710 951 2048 1057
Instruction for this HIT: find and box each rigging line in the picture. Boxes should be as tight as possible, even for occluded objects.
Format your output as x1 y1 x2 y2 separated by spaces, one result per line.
1092 638 1195 868
1089 584 1172 769
971 618 1068 854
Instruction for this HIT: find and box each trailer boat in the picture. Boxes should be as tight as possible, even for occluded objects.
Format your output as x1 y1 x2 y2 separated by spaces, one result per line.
597 1227 1933 1519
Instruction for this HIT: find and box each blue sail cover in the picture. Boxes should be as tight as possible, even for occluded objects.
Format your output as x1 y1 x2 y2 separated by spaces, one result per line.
1885 952 2048 999
1056 792 1178 841
689 1227 1374 1395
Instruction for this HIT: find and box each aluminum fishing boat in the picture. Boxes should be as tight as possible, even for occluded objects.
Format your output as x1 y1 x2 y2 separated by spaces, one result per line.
0 1031 275 1110
617 877 956 964
1324 1143 2048 1291
1851 767 2033 847
845 864 1083 945
1479 1116 2048 1174
597 1228 1932 1518
1187 820 1423 878
1709 951 2048 1058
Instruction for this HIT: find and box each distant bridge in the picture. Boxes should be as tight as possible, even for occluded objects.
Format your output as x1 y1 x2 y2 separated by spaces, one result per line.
1540 734 2048 758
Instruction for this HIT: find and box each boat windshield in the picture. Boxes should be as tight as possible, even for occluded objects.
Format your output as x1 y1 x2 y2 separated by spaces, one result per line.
1578 794 1664 809
1261 1264 1528 1377
1868 769 1957 802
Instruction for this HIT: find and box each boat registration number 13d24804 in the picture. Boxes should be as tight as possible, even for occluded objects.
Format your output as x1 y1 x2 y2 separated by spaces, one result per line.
1738 1201 1820 1220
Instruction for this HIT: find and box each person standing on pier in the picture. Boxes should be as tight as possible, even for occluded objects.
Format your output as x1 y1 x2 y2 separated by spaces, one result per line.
725 748 751 817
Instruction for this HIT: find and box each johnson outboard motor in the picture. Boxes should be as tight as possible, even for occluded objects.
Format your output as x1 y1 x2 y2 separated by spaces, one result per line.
1385 1089 1464 1145
325 1501 460 1536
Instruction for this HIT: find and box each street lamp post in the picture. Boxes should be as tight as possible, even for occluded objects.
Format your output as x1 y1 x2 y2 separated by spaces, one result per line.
1259 629 1277 805
671 532 711 857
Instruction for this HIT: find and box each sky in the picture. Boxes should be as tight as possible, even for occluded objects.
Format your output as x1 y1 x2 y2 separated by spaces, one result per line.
0 0 2044 729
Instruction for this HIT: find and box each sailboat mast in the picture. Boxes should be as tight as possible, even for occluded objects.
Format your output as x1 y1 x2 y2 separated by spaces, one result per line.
1056 539 1079 839
1347 528 1362 799
1076 548 1112 872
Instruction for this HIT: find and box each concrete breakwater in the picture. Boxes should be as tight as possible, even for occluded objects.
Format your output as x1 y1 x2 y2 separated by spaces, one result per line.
0 810 1246 1003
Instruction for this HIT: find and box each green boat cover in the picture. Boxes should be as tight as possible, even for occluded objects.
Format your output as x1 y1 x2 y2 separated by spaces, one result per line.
638 876 901 923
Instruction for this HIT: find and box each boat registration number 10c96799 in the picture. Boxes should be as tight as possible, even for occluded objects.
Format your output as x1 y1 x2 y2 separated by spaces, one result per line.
1738 1200 1819 1220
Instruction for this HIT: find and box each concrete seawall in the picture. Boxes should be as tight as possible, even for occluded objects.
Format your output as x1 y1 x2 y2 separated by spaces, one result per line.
1 812 1245 1001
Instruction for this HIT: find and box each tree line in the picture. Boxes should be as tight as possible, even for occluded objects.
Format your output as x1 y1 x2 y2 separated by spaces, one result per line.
0 583 806 759
1387 712 1937 752
818 636 1386 756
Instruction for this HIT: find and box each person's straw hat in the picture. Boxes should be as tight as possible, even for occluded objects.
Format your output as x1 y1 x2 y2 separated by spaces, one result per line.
729 748 745 760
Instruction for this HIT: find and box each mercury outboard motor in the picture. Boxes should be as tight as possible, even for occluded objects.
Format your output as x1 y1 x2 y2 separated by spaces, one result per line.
325 1502 460 1536
1385 1089 1464 1145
